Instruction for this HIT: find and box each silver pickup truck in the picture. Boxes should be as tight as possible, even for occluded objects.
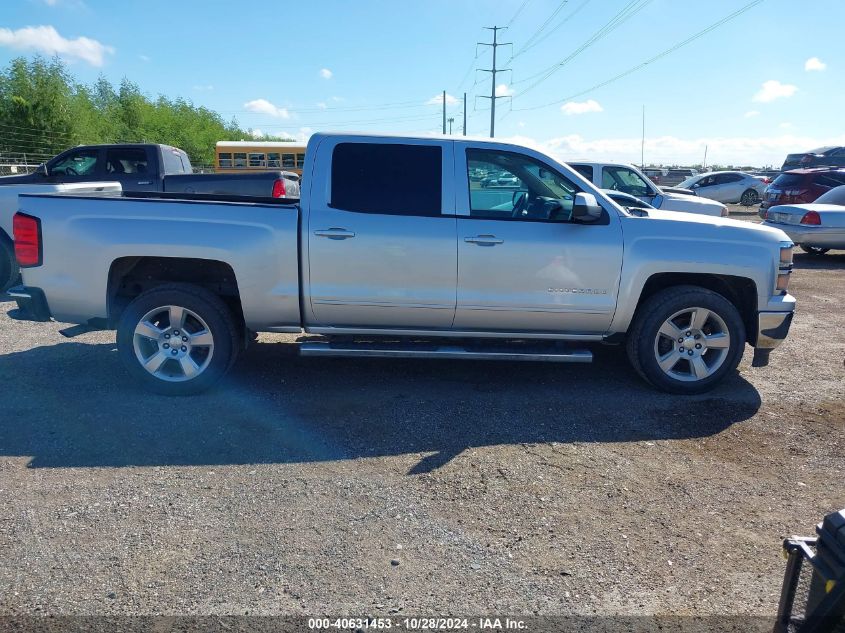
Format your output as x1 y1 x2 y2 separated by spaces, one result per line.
9 133 796 395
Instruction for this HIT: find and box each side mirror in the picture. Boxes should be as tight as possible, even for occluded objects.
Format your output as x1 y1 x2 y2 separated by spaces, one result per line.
512 189 528 205
691 182 700 188
572 192 603 222
39 163 49 177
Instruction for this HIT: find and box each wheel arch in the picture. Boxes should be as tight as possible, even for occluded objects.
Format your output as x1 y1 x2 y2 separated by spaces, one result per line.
627 273 757 344
107 256 244 330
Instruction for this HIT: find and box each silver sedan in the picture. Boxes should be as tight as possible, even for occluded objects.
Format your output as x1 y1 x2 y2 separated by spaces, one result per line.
762 186 845 254
678 171 768 205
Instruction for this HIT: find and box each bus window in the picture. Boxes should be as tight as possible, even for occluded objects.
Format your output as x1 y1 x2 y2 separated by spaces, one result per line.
268 152 281 168
218 152 233 168
282 153 295 169
296 153 305 169
234 153 247 168
249 153 266 167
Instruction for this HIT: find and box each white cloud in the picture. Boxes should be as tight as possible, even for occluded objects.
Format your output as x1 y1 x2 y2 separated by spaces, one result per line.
193 84 213 91
752 80 797 103
744 110 760 118
316 102 327 110
560 99 603 115
243 98 290 119
0 25 113 66
426 93 459 106
499 132 845 168
319 68 333 79
295 127 314 143
779 122 793 129
517 121 526 128
138 54 150 62
496 83 514 97
805 57 826 72
250 129 264 138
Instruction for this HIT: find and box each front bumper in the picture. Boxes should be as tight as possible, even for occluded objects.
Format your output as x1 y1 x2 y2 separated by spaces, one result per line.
6 285 51 322
756 310 794 349
761 222 845 249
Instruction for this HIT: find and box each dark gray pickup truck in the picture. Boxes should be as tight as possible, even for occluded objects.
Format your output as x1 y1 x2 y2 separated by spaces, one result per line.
0 143 300 198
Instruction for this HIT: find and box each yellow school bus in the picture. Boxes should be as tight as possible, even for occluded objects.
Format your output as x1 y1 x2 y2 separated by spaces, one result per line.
215 141 307 175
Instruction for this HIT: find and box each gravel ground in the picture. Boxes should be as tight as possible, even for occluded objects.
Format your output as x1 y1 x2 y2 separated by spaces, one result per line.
0 209 842 622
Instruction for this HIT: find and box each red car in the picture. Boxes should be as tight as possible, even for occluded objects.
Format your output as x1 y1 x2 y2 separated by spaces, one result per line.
759 167 845 218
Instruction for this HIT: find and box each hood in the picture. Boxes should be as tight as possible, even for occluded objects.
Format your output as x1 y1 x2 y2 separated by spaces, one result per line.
642 207 790 241
657 191 726 216
0 173 44 185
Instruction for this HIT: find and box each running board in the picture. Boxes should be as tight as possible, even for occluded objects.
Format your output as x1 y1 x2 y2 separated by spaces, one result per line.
299 341 593 363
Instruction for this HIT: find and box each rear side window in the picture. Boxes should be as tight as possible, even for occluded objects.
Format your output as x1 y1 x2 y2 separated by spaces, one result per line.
106 148 148 175
814 185 845 205
162 148 188 174
331 143 442 216
571 164 593 181
814 173 845 188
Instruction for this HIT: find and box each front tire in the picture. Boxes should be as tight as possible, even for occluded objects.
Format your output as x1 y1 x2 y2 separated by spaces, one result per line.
800 244 830 256
117 283 240 395
626 286 746 394
740 189 760 206
0 235 20 293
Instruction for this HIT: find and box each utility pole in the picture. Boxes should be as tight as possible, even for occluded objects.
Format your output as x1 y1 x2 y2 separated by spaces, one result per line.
442 90 446 135
462 92 467 136
641 105 645 169
447 117 455 135
477 26 511 138
703 145 708 171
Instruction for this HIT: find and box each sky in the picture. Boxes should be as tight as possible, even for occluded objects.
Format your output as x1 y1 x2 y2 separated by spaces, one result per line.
0 0 842 167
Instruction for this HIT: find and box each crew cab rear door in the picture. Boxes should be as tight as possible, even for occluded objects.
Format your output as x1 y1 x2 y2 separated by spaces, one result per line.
103 146 159 191
305 138 457 329
453 145 622 333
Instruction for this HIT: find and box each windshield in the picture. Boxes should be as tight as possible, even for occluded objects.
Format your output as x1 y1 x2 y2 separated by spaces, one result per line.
677 175 700 188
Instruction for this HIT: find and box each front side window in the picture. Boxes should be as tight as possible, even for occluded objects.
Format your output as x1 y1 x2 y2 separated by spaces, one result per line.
51 149 99 176
602 166 653 197
331 142 441 216
219 152 233 168
468 149 580 221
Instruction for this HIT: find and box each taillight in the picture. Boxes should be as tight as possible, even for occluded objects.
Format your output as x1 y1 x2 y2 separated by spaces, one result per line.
271 178 285 198
800 211 821 225
13 212 42 267
762 177 772 184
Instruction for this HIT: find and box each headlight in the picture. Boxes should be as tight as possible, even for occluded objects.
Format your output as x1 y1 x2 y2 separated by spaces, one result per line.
776 242 794 293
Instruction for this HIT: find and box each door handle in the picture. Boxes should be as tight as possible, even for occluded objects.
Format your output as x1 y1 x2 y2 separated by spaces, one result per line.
464 235 504 245
137 181 153 185
314 228 356 240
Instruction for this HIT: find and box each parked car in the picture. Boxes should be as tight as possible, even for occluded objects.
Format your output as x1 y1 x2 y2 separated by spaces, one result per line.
602 189 655 212
677 171 767 206
569 161 728 216
758 168 845 218
643 168 667 185
762 185 845 255
781 146 845 172
0 181 123 292
0 143 300 198
661 168 699 186
9 133 795 396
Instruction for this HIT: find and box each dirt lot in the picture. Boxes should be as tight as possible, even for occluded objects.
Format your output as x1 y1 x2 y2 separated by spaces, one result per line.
0 210 842 624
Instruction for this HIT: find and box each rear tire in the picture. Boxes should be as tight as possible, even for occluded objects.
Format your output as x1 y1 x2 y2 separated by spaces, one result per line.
117 283 240 395
626 286 745 394
740 189 760 206
0 235 20 293
800 245 830 256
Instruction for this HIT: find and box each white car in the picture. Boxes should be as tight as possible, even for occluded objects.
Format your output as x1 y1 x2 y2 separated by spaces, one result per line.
678 171 768 206
568 161 728 217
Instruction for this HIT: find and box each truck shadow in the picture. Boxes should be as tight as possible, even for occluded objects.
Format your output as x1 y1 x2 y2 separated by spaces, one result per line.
0 340 762 473
792 251 845 270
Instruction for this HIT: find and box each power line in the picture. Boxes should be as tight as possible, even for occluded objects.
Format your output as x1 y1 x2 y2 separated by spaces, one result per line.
513 0 653 93
512 0 765 112
510 0 592 60
507 0 569 62
506 0 532 26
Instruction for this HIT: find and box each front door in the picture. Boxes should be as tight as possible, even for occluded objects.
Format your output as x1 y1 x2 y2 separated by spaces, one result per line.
306 139 457 329
454 148 623 333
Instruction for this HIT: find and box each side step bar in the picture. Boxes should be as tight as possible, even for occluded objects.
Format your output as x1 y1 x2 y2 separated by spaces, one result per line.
299 341 593 363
